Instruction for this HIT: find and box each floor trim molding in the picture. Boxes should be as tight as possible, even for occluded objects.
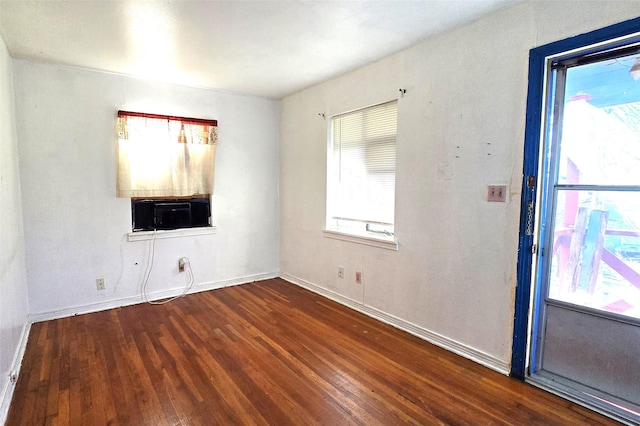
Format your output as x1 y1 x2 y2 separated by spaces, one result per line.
280 272 510 375
28 272 278 323
8 270 509 423
0 320 31 425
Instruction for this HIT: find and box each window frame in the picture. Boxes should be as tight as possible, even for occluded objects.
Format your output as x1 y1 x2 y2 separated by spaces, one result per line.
324 100 399 250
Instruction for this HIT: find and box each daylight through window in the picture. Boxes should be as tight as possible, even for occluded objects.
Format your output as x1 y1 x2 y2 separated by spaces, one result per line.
326 100 397 240
117 111 217 231
116 110 217 198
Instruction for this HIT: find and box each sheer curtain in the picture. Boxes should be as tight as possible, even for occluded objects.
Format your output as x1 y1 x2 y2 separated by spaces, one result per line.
116 111 217 198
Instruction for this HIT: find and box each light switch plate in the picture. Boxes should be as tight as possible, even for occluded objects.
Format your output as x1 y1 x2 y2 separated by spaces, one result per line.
487 185 507 202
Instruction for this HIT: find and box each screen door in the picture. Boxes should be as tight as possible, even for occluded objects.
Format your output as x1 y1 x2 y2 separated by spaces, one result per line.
530 46 640 422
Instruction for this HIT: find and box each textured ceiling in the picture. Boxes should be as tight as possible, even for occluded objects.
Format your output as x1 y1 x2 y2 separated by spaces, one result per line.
0 0 520 99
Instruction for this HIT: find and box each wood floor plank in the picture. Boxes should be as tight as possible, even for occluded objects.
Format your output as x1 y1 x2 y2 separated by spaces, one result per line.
235 287 481 424
7 278 622 425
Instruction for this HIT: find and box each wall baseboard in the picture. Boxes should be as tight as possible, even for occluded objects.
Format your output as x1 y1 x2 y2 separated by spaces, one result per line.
3 272 277 422
280 272 510 375
28 271 278 323
7 270 508 425
0 320 31 425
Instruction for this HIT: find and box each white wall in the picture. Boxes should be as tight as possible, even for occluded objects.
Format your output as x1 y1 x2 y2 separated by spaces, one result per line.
279 1 640 371
13 61 280 318
0 36 30 422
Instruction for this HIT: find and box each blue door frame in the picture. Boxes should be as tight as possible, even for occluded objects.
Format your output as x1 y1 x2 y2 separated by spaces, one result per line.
510 17 640 380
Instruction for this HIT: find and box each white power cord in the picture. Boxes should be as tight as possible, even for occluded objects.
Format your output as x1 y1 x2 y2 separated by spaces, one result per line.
141 229 195 305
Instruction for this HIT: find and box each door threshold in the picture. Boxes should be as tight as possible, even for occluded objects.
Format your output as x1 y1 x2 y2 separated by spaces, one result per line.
527 371 640 425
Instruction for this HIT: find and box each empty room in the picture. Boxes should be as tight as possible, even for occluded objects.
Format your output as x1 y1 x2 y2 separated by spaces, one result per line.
1 1 640 424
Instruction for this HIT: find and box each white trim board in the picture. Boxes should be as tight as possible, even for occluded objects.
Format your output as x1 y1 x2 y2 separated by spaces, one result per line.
280 272 510 375
29 272 278 323
0 321 31 426
127 226 217 242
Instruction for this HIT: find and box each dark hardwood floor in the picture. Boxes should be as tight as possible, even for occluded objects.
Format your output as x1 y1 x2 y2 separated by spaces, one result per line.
7 278 619 425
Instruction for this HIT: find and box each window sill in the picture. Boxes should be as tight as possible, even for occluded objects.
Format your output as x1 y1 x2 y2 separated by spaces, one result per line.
323 229 398 251
127 226 216 242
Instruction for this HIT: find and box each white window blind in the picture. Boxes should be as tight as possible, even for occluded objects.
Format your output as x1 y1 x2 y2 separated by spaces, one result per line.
327 100 397 238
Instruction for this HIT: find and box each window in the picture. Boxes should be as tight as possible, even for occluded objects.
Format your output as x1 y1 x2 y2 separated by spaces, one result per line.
326 101 397 243
116 111 217 231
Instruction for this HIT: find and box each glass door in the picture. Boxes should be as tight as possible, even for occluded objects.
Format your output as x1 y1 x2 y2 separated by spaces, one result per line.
531 46 640 423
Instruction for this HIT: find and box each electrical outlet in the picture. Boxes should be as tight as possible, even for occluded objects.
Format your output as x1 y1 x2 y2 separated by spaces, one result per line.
178 257 187 272
96 278 105 290
338 266 344 279
487 185 507 202
355 271 362 284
